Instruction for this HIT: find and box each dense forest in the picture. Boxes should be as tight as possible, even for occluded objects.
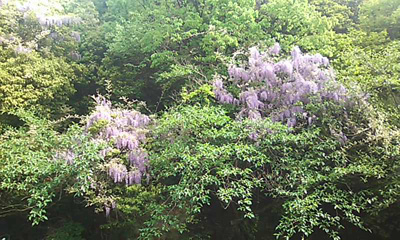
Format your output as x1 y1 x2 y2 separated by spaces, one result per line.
1 0 400 239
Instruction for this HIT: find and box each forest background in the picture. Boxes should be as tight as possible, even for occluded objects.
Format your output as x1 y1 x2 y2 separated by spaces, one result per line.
1 0 400 239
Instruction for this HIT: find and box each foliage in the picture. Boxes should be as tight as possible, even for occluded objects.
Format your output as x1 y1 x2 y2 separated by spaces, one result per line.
139 45 400 239
330 30 400 124
95 0 335 109
181 83 216 105
146 104 262 238
332 31 400 92
46 221 85 240
145 98 400 239
0 0 100 119
258 0 334 55
360 0 400 39
0 94 152 226
0 49 77 117
0 111 103 225
1 0 400 239
101 184 163 240
309 0 362 33
97 0 260 107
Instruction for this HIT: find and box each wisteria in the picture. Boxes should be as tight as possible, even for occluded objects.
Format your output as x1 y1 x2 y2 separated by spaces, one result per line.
4 1 82 27
214 43 349 129
37 15 81 28
108 161 128 183
213 78 238 105
269 43 281 55
54 95 151 217
15 44 32 54
71 31 81 42
86 96 151 186
105 200 117 217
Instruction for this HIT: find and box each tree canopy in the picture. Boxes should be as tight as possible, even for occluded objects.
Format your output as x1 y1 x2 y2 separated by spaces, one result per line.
1 0 400 239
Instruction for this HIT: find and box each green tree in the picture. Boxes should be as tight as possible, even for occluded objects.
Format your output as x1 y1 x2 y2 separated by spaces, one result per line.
142 98 400 239
93 0 334 109
309 0 363 33
0 0 101 121
360 0 400 39
0 112 103 225
330 30 400 124
0 49 77 117
258 0 334 54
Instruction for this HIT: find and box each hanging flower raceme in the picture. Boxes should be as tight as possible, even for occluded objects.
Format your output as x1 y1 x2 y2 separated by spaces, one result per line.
86 96 151 186
37 15 81 28
213 79 238 105
214 44 350 129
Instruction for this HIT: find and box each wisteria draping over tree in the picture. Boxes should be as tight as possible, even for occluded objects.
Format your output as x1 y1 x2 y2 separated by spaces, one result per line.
85 95 150 187
214 43 350 128
49 95 152 219
67 95 151 218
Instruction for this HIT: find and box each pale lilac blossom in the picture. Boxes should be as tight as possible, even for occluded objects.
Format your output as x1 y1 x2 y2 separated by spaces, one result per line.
213 43 349 128
270 43 281 55
86 95 151 186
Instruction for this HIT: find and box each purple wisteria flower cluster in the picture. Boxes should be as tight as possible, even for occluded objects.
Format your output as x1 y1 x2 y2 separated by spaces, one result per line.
86 96 151 186
214 43 348 128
